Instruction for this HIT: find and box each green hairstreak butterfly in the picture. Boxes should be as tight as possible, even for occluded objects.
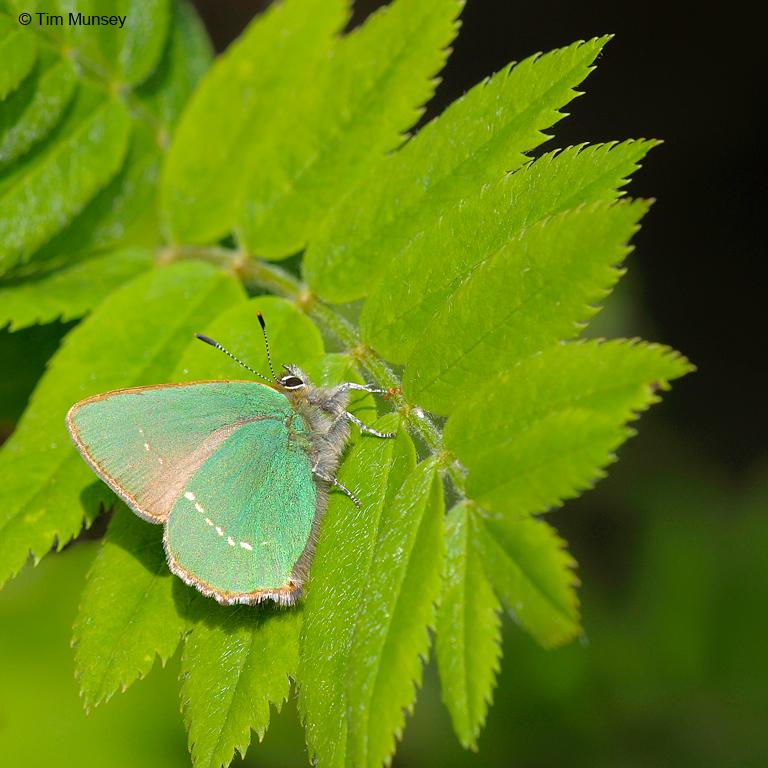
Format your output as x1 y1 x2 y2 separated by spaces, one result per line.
66 312 395 606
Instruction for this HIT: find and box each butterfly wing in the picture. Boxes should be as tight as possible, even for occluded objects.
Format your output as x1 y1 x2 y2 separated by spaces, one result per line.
163 415 317 605
66 381 291 523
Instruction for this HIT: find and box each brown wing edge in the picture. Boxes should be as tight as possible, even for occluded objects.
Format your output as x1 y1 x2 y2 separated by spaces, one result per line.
66 397 166 525
163 527 302 606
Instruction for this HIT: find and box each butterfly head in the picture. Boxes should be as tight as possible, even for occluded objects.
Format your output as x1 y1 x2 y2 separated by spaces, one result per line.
278 364 309 391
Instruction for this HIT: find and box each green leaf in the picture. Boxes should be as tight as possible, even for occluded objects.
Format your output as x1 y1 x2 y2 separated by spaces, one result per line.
41 132 176 270
54 0 170 87
29 2 212 270
299 414 415 768
361 140 658 362
446 339 692 461
0 262 244 588
0 0 170 84
0 248 154 330
404 199 650 413
27 126 161 270
136 0 212 131
474 512 579 648
161 0 349 244
73 504 191 711
180 601 301 768
237 0 462 258
305 36 610 302
0 54 77 168
0 90 131 274
444 340 692 514
345 457 445 768
468 409 629 523
0 13 36 100
435 502 501 750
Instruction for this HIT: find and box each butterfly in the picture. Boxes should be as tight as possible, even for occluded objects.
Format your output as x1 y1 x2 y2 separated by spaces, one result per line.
66 312 395 606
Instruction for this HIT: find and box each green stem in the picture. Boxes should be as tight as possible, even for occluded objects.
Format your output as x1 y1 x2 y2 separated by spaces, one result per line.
166 246 467 494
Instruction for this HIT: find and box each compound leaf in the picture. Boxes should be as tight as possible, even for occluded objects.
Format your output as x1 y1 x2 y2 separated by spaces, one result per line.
0 0 210 281
31 0 212 267
305 36 610 302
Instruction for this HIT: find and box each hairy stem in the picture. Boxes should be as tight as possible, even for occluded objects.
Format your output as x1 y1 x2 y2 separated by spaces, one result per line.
164 245 466 494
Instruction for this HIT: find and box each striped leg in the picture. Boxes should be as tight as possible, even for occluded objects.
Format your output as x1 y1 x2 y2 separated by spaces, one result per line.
313 467 361 508
345 411 396 438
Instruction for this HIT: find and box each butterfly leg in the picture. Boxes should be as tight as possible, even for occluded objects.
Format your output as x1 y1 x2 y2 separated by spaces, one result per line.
313 466 361 508
345 411 396 439
339 382 387 394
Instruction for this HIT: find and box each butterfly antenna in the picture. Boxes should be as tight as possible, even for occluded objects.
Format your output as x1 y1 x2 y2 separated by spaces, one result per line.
195 334 273 384
256 312 279 383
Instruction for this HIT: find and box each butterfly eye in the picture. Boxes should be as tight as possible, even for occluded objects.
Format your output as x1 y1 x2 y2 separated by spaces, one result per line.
280 375 305 389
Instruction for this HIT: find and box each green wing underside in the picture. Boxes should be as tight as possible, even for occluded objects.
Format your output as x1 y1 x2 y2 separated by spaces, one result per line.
68 381 317 597
68 381 292 522
165 418 317 597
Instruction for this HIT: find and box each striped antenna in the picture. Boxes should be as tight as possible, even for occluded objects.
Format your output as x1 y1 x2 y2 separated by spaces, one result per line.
256 312 279 383
195 334 273 384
